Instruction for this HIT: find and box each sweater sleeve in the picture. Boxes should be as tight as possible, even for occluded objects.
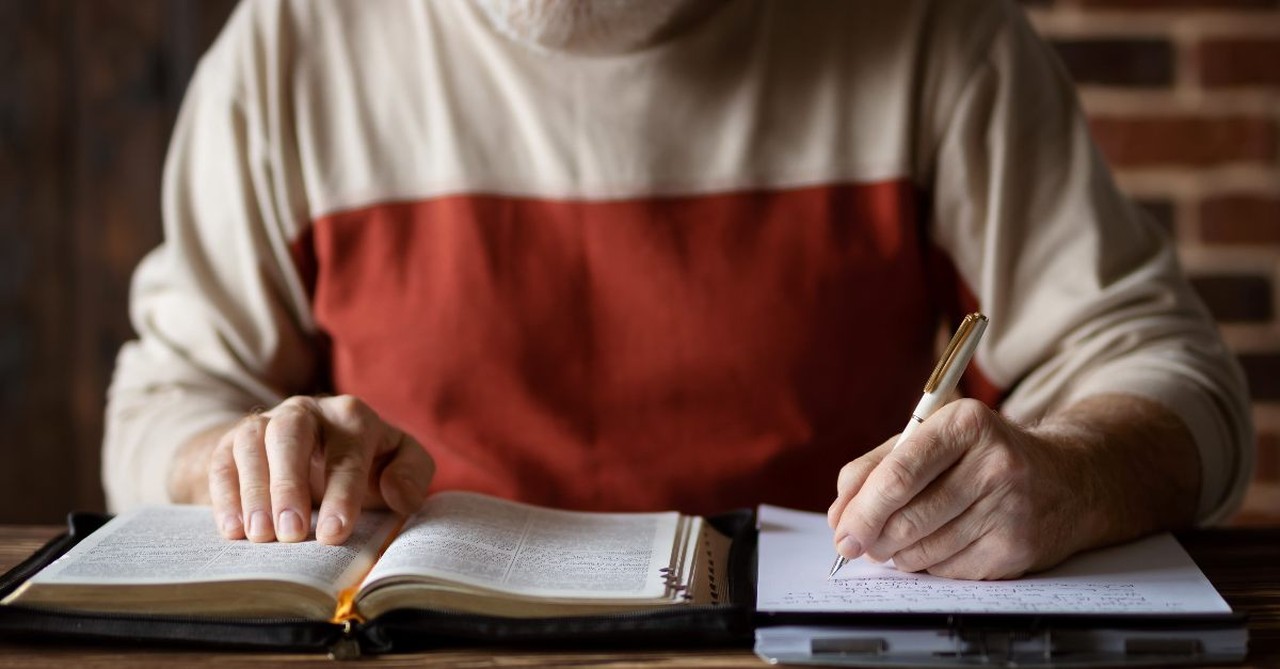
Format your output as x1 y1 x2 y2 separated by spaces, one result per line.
923 0 1252 524
103 0 318 512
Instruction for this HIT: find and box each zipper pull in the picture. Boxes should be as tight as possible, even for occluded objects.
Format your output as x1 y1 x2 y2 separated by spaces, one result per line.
327 619 362 660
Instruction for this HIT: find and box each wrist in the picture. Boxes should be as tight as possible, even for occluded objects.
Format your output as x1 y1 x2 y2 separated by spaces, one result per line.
1028 418 1115 553
166 424 231 504
1032 394 1201 549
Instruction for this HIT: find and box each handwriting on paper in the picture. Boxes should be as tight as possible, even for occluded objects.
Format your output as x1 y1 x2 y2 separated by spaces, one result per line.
774 578 1171 613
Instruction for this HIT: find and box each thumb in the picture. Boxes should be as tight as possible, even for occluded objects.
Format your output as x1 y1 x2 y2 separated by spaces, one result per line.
376 430 435 515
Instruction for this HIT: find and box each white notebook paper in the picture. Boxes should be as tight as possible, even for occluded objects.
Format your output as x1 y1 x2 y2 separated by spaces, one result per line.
757 505 1231 615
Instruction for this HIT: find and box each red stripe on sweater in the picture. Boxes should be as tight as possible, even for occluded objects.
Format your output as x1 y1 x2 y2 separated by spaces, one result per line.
293 182 999 513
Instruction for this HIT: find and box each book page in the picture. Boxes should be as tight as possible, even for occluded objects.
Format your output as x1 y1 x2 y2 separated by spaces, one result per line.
757 505 1231 614
361 491 679 600
24 506 400 596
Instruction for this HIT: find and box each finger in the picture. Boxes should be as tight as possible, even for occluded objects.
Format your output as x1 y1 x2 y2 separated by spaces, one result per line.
377 430 436 515
315 396 375 544
888 491 1001 573
232 415 275 542
316 435 365 545
922 526 1035 581
833 437 962 560
828 438 895 529
834 401 984 559
866 452 988 560
208 431 245 539
263 399 321 542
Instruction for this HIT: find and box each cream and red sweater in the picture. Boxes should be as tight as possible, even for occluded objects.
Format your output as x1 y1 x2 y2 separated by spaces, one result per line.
105 0 1252 519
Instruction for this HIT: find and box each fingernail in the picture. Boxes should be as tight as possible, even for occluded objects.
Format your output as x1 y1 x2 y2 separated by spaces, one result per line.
837 535 862 560
318 515 344 541
220 513 242 537
277 510 304 541
248 510 272 540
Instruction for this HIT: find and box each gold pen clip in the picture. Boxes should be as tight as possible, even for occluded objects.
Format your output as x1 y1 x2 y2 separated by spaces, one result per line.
923 313 987 394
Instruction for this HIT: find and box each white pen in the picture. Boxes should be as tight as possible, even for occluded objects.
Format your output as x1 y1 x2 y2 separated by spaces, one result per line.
827 313 989 580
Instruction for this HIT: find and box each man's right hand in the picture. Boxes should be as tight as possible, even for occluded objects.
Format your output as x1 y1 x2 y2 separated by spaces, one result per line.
168 395 435 545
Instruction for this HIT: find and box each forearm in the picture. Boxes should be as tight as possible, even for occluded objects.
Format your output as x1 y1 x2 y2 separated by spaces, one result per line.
1034 393 1201 550
103 349 252 511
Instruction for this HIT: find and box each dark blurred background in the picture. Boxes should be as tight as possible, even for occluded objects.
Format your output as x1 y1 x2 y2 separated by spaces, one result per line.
1 0 237 521
1 0 1277 525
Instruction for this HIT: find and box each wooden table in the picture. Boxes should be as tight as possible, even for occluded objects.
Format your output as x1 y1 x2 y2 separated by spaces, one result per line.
1 524 1278 667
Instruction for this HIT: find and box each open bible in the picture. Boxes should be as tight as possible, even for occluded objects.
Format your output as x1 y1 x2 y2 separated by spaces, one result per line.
1 492 730 623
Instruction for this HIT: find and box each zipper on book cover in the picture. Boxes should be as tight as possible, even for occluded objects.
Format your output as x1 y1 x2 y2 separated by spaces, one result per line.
3 604 337 648
5 605 318 627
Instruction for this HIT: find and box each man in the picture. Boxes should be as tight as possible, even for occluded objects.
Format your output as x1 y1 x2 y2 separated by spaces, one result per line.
104 0 1252 580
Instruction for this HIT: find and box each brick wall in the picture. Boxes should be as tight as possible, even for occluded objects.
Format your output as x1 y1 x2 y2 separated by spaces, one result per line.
1022 0 1280 523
